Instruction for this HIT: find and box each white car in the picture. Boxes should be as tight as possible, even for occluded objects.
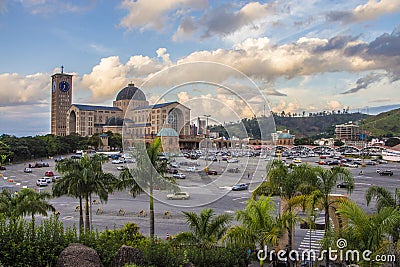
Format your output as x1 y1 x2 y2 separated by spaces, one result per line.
43 177 52 183
112 159 123 164
227 158 239 163
24 167 32 173
36 178 48 187
185 166 197 172
117 166 127 171
173 173 186 179
167 192 190 200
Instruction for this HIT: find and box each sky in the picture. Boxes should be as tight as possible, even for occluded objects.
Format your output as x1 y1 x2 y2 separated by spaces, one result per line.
0 0 399 136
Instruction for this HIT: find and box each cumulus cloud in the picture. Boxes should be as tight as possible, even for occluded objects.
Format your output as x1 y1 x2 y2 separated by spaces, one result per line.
327 0 400 24
327 100 342 110
0 72 50 107
119 0 207 31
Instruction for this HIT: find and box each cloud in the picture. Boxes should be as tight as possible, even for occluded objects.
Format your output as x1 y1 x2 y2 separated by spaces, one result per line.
341 73 384 94
264 89 287 96
17 0 98 15
173 16 197 41
119 0 207 31
200 2 273 38
0 72 50 107
326 0 400 24
327 100 342 110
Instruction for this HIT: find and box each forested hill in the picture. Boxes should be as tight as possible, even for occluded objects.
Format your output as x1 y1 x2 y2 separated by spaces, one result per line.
363 108 400 137
273 113 370 137
211 113 370 139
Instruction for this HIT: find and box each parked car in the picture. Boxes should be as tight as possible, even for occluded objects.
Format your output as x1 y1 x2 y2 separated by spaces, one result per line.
167 192 190 200
112 159 124 164
117 166 128 171
378 159 388 164
185 166 197 172
167 168 179 174
36 178 48 187
336 182 353 189
227 158 239 163
173 173 186 179
378 170 393 176
207 170 218 175
24 167 32 173
43 177 52 183
52 175 61 182
232 183 249 191
0 166 6 170
45 171 54 177
42 162 49 167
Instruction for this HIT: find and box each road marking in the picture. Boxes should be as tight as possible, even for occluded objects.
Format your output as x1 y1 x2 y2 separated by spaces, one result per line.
224 210 235 214
62 216 74 220
232 196 248 201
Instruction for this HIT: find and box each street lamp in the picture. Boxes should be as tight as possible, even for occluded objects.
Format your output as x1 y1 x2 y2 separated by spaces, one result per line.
309 215 315 267
203 115 211 172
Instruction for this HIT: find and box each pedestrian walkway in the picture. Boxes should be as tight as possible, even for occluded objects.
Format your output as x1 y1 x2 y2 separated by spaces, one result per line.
297 216 326 261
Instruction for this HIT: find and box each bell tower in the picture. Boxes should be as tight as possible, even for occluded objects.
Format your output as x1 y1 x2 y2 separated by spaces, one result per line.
51 66 72 136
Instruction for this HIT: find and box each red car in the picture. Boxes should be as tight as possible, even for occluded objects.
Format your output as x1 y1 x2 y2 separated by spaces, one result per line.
45 171 54 177
207 170 218 175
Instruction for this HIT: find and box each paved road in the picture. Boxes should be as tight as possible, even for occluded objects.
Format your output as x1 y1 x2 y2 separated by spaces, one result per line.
1 155 399 242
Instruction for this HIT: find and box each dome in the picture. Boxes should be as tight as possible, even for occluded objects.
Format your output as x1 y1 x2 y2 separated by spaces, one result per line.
157 127 179 137
116 83 146 101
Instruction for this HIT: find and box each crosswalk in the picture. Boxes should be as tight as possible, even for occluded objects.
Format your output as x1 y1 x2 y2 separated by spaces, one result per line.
297 217 326 260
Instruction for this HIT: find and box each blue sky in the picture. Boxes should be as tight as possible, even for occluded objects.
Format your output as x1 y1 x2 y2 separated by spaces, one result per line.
0 0 399 136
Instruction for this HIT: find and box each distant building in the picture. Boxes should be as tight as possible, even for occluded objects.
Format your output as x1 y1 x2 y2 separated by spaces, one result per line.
156 126 180 154
335 122 360 141
272 129 295 145
314 138 335 146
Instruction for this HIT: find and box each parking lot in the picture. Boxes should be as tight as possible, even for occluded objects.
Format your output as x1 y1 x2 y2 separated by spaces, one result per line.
0 152 399 238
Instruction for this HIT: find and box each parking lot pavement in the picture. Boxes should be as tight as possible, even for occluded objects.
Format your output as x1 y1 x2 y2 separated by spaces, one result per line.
1 155 399 237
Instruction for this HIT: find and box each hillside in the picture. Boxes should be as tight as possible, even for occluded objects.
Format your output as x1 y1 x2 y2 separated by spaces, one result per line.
363 108 400 137
210 113 370 139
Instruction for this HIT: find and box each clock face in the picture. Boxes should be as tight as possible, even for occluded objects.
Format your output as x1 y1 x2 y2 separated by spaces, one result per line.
52 82 56 93
59 81 70 92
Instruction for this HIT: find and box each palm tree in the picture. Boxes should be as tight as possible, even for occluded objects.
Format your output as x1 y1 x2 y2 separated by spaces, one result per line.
313 166 354 230
54 157 86 233
366 186 400 242
0 189 19 221
174 208 232 248
115 138 170 241
336 199 400 265
312 166 353 267
225 196 280 267
54 154 115 233
17 188 55 231
253 161 316 252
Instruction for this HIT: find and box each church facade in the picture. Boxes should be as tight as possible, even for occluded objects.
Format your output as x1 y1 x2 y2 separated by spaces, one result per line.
50 69 191 140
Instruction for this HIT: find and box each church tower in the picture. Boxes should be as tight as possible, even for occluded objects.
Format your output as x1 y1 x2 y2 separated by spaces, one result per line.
51 66 72 136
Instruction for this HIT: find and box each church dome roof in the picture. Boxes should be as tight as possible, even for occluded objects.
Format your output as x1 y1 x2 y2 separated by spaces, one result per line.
157 127 179 137
116 83 146 101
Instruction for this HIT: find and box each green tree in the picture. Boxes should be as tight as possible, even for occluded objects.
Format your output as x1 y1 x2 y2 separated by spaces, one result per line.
253 161 316 252
174 208 232 248
366 186 400 242
115 138 169 241
225 196 280 267
0 189 19 221
17 188 55 231
54 154 115 233
336 200 400 265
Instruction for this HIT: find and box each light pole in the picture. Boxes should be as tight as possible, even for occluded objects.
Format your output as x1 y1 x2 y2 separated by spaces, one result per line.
309 215 315 267
203 115 211 172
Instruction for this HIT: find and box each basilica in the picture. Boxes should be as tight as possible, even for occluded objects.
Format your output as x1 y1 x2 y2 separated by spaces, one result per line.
50 69 191 144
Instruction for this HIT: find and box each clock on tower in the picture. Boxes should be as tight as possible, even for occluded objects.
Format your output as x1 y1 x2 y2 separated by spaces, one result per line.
51 66 73 136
